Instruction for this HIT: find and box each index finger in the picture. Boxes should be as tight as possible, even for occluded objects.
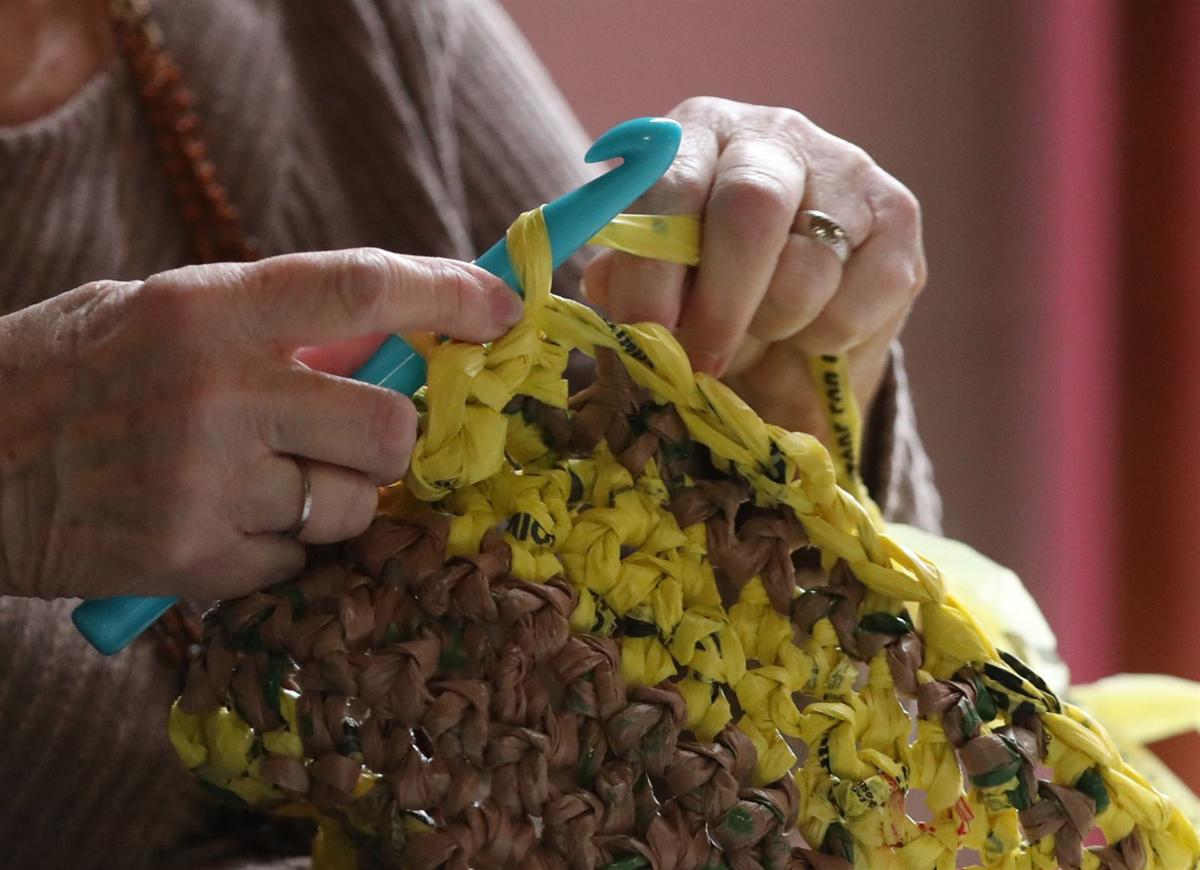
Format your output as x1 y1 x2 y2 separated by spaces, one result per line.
230 249 523 348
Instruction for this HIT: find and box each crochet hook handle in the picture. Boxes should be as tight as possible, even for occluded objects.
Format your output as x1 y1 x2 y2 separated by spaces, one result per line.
73 116 683 655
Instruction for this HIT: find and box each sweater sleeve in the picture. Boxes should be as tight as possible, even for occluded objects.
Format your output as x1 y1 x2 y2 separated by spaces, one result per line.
385 0 596 295
862 341 944 532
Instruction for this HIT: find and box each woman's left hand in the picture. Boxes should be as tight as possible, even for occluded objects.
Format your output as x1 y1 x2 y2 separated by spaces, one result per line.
582 97 927 440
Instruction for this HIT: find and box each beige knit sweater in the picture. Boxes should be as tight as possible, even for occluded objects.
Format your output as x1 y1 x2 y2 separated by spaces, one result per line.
0 1 941 867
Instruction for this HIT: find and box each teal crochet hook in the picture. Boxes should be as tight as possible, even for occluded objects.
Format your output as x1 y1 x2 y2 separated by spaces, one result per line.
72 116 683 655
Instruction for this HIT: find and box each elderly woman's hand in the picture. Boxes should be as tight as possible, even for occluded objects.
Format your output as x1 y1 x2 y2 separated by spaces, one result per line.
583 97 926 440
0 251 521 600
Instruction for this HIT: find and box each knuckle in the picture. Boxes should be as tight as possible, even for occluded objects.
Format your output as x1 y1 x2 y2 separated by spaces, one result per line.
870 178 927 301
736 106 814 164
771 107 813 144
660 159 710 209
913 256 929 298
674 95 713 115
713 167 795 239
224 262 283 340
879 175 922 229
815 139 878 192
156 536 195 579
670 95 731 126
139 263 244 340
333 248 392 325
843 143 877 176
885 255 928 302
819 131 877 178
77 278 135 300
345 246 394 279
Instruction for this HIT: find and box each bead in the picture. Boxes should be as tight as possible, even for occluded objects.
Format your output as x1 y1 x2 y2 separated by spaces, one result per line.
110 0 257 268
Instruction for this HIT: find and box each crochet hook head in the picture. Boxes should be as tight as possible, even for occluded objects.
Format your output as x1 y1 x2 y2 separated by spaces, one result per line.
356 116 682 391
475 116 682 286
72 116 682 655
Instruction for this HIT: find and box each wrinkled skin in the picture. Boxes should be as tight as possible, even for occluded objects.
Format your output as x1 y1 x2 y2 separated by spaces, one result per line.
0 251 521 598
584 97 927 441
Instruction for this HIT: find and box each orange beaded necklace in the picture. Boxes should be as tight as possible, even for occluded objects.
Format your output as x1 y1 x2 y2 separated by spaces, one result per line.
108 0 256 265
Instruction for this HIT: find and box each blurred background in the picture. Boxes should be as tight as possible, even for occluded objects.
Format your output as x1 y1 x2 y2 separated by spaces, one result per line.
503 0 1199 781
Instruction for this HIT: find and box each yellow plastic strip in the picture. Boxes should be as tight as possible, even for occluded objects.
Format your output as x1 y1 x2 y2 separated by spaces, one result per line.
807 353 870 506
589 213 702 265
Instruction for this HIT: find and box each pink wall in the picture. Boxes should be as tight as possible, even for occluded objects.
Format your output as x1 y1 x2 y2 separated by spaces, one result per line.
503 1 1117 679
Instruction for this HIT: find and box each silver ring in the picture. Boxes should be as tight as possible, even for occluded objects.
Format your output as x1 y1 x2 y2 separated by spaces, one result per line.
285 462 314 539
799 209 851 265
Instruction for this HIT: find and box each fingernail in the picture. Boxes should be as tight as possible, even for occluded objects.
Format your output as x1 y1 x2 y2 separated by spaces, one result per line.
488 283 524 327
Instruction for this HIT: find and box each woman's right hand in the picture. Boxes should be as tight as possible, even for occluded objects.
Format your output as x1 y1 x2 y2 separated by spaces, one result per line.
0 250 522 601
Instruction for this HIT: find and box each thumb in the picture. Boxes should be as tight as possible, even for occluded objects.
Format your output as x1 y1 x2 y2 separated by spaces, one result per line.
231 249 524 347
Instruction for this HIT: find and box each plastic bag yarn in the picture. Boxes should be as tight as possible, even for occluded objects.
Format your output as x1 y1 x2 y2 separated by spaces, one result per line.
169 208 1200 870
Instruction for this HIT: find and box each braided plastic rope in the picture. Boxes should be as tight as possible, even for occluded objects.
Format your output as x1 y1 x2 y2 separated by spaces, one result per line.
170 209 1200 870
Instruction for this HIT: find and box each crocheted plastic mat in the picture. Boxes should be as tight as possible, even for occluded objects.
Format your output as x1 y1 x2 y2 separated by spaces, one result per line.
170 209 1200 870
